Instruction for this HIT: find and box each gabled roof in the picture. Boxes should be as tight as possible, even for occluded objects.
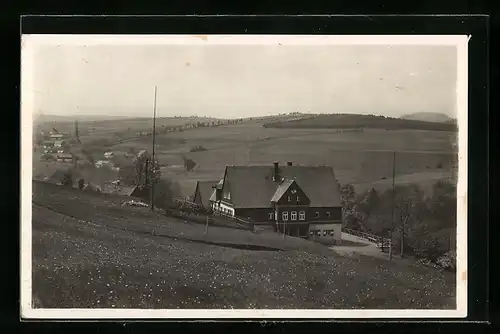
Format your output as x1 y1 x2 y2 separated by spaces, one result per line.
101 184 138 196
220 165 341 209
208 179 224 202
194 181 219 208
270 179 295 202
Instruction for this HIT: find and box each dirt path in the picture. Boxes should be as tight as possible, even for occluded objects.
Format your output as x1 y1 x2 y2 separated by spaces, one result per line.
332 233 424 267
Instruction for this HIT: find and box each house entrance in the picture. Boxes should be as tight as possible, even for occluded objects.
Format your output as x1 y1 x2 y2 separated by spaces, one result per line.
276 223 309 238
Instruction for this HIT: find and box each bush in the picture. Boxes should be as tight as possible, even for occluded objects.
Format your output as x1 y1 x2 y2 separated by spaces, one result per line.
436 250 456 271
190 145 207 152
41 153 55 161
62 172 73 187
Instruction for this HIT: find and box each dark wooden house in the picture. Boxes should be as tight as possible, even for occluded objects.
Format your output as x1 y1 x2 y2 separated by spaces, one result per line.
209 162 343 243
192 180 218 210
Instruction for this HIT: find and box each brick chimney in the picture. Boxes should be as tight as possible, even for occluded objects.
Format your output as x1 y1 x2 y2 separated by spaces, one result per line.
273 161 280 181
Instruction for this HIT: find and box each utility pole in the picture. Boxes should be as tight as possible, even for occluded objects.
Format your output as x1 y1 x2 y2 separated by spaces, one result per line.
389 150 396 261
150 85 157 212
400 207 405 258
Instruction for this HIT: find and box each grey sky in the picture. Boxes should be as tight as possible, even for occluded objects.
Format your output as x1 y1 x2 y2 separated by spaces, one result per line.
31 44 457 119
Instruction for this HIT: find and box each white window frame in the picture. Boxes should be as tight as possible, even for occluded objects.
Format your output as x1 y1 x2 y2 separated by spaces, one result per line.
326 211 331 218
287 195 292 202
282 211 288 221
315 212 320 218
296 195 300 202
299 211 305 220
291 211 297 221
268 212 274 220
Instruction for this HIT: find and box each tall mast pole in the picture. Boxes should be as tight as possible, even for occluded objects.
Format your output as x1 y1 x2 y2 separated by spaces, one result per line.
389 150 396 260
151 85 157 211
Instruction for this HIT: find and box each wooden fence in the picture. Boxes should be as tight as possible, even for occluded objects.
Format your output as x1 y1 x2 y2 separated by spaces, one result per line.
343 227 392 250
212 210 255 231
171 197 255 231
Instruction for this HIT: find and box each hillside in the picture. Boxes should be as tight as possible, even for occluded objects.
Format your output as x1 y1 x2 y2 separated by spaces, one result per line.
263 114 457 132
32 181 455 309
400 112 452 123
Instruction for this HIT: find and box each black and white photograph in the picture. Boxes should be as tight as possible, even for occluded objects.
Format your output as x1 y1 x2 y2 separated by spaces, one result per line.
21 34 468 319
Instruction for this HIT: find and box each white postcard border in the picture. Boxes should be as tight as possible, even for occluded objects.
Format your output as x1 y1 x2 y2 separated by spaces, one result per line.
20 34 469 319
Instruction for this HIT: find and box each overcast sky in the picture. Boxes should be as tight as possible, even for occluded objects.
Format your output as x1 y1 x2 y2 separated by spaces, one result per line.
30 43 458 119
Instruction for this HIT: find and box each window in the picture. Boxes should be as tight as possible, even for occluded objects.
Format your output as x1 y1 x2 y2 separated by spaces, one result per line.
268 212 274 220
291 211 297 221
310 231 314 236
330 230 334 236
317 230 321 236
282 212 288 221
296 196 300 202
288 196 292 202
315 212 320 218
326 212 331 218
299 211 305 220
323 230 327 236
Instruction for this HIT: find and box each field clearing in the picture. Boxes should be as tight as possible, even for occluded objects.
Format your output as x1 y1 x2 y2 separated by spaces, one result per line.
110 124 456 198
32 181 455 309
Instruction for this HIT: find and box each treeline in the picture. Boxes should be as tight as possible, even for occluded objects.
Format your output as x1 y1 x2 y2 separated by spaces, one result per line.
340 179 457 270
264 114 458 132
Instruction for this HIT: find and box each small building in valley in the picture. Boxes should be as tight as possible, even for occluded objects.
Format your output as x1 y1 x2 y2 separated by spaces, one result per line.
209 162 343 244
50 133 65 140
56 153 73 163
101 183 142 197
192 180 219 210
104 151 114 159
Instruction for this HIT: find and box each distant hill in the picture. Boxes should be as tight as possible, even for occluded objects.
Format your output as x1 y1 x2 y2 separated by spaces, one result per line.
34 114 134 124
400 112 452 123
263 113 458 132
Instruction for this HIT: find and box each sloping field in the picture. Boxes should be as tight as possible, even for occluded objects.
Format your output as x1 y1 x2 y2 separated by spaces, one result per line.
120 125 456 197
32 181 455 309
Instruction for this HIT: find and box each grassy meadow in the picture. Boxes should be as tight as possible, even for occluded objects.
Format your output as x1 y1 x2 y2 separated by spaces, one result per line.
32 181 455 309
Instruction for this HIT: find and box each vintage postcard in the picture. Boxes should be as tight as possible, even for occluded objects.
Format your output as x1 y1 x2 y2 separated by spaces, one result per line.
21 34 468 319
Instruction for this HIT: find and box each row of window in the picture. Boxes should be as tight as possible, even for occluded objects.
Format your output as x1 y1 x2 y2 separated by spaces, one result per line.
268 211 333 221
268 211 307 221
310 229 336 237
287 195 300 202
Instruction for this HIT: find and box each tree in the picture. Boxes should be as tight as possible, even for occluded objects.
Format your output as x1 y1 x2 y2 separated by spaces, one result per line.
119 151 161 188
426 180 457 230
62 171 73 187
339 183 365 230
81 149 95 164
152 178 181 210
182 156 197 172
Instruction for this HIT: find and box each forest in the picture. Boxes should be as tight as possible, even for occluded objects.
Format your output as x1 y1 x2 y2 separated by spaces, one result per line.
340 179 457 270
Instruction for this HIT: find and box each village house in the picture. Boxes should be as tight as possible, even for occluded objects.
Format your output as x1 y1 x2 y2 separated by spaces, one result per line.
43 140 55 148
104 151 114 159
101 181 144 197
209 162 343 244
95 160 113 168
50 133 65 140
192 180 219 210
56 153 73 163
